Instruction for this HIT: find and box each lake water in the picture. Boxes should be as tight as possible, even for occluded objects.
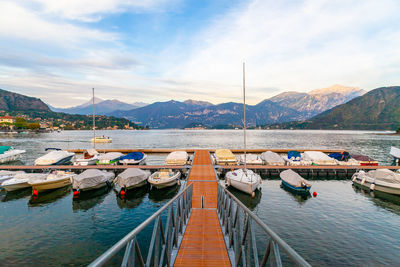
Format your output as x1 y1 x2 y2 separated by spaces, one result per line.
0 130 399 266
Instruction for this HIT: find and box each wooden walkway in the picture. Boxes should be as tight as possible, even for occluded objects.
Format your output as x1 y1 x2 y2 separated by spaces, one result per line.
174 150 231 266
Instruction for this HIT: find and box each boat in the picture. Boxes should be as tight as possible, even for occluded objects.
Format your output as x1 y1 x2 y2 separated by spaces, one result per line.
239 154 262 165
390 146 400 165
34 149 75 165
119 152 147 165
114 168 150 194
282 151 312 166
96 152 124 165
328 151 360 166
303 151 337 165
73 149 100 166
2 173 47 192
148 169 181 189
214 149 237 165
280 169 312 194
165 151 188 165
0 146 26 163
261 151 285 166
0 170 24 185
225 63 261 197
350 154 378 166
72 169 115 195
91 136 112 143
352 169 400 195
29 171 75 194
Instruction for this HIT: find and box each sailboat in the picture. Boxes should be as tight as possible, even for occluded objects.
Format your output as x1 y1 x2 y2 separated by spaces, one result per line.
225 63 261 197
90 88 112 144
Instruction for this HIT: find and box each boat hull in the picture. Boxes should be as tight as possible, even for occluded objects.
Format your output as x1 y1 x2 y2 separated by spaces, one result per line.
228 178 260 195
281 180 311 194
148 172 180 189
30 177 72 193
2 181 30 192
353 179 400 195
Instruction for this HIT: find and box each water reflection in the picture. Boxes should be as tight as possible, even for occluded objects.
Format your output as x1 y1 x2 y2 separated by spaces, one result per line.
228 187 262 211
1 188 31 202
116 185 148 209
352 185 400 215
72 187 111 211
28 186 71 207
148 184 180 203
280 184 312 204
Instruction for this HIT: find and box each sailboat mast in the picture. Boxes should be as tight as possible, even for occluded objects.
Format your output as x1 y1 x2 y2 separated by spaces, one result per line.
243 62 247 171
92 88 96 149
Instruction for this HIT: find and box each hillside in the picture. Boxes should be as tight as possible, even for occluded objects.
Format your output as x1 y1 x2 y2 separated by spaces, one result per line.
0 89 50 111
277 86 400 130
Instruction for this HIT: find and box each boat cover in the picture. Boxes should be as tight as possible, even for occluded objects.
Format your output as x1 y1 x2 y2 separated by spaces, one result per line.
0 146 11 154
390 146 400 159
166 151 188 165
3 173 47 184
86 149 99 156
72 169 114 190
366 169 400 184
280 169 311 187
287 151 301 161
115 168 150 188
215 149 235 160
303 151 336 165
35 150 74 165
228 169 259 183
240 154 262 163
261 151 285 165
0 170 22 177
98 152 124 161
120 152 144 161
328 152 350 161
351 154 376 162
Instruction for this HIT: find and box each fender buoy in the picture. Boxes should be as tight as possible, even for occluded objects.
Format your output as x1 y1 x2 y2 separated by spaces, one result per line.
361 177 366 185
370 182 375 191
313 192 317 197
227 178 231 187
177 180 181 186
352 174 357 182
251 191 255 198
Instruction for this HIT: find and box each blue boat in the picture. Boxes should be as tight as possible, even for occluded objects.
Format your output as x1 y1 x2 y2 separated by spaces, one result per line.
280 169 311 194
118 152 147 165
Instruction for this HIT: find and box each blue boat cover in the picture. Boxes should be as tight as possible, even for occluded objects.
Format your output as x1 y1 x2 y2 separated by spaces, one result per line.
0 146 11 154
120 152 144 161
328 152 350 161
287 151 301 160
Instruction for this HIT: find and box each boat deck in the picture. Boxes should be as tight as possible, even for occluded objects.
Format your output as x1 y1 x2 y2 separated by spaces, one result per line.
174 150 231 266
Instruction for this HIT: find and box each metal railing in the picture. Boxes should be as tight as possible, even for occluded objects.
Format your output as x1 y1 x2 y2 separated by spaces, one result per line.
217 184 311 267
89 183 193 267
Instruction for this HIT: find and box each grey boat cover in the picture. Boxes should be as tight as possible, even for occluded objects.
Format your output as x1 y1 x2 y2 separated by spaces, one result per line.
115 168 150 188
0 170 23 177
280 169 311 187
72 169 114 190
98 152 124 161
261 151 285 165
366 169 400 184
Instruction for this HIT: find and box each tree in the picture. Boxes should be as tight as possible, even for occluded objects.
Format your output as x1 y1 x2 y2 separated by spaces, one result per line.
14 117 27 129
397 126 400 133
27 122 40 130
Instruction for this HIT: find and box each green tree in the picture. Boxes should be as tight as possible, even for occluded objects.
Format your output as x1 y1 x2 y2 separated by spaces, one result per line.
14 117 27 129
397 125 400 133
27 122 40 130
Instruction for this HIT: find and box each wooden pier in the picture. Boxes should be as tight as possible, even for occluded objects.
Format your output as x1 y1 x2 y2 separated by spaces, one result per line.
174 150 231 266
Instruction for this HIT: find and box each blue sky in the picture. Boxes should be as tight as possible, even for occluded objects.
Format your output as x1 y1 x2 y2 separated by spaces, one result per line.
0 0 400 107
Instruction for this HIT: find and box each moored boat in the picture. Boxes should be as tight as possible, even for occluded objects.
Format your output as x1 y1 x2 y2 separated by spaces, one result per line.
214 149 237 165
96 152 124 165
2 173 47 192
239 153 262 165
352 169 400 195
0 146 26 163
280 169 312 194
91 136 112 143
148 169 181 189
114 168 150 195
282 151 312 166
165 151 188 165
390 146 400 165
119 152 147 165
34 149 75 166
303 151 337 165
72 169 115 195
351 154 378 166
29 171 75 194
0 170 24 185
261 151 285 166
225 169 261 197
73 149 100 166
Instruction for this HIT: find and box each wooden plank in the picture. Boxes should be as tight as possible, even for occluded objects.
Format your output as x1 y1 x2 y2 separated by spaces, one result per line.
0 165 188 170
217 165 400 170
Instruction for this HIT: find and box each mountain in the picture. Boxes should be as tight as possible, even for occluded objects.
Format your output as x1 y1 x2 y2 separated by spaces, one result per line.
278 86 400 130
51 98 147 115
0 89 49 111
269 85 366 119
110 99 303 128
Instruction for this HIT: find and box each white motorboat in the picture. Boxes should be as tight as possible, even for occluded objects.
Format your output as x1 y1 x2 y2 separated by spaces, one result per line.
29 171 76 194
261 151 285 166
91 136 112 143
2 173 47 192
390 146 400 165
96 152 124 165
114 168 150 194
352 169 400 195
239 154 262 165
0 146 26 163
90 88 112 144
73 149 100 166
225 63 261 197
72 169 115 195
148 169 181 189
0 170 24 185
119 152 147 165
165 151 188 165
34 149 75 165
280 169 312 193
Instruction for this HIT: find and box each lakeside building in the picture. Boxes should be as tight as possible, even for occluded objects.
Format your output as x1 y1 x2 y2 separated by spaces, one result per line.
0 116 15 124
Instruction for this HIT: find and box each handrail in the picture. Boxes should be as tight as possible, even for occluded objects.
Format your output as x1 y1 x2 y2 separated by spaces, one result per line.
89 183 193 267
217 183 311 267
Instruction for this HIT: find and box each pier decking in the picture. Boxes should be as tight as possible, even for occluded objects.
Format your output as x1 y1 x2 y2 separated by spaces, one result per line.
174 150 230 266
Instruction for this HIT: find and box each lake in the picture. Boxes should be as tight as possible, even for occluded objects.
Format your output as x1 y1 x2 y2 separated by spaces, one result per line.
0 130 399 266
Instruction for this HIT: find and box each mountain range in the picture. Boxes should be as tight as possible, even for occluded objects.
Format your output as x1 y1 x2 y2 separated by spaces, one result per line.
109 85 365 128
0 89 49 111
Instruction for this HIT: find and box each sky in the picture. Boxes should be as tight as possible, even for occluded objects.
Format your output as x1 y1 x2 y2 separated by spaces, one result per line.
0 0 400 107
